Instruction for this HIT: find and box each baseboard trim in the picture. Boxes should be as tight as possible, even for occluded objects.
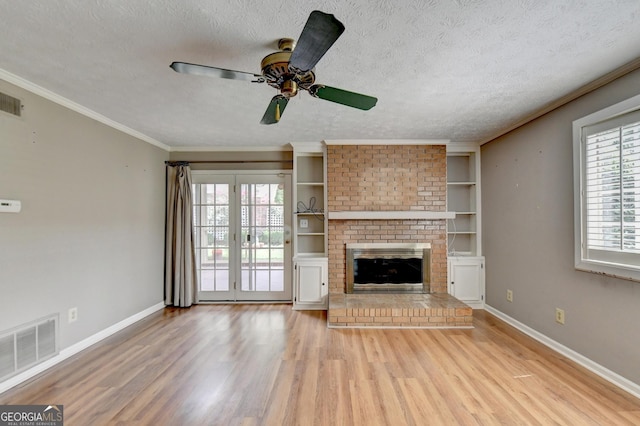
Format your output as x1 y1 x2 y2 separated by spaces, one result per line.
484 305 640 399
0 302 165 395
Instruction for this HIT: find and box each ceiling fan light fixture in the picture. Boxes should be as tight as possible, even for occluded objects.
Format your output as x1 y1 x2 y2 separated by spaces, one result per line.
281 80 298 97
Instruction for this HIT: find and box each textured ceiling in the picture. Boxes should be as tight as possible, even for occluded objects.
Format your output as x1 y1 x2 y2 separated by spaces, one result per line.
2 0 640 149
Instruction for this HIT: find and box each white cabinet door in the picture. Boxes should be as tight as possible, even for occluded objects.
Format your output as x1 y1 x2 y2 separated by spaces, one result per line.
448 256 485 308
294 258 328 310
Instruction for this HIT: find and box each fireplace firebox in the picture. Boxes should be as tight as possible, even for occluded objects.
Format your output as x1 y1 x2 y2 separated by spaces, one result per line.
346 243 431 293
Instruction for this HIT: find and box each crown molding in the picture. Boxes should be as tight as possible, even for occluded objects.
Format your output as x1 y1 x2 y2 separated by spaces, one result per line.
480 56 640 145
169 144 291 152
0 68 170 151
324 139 449 145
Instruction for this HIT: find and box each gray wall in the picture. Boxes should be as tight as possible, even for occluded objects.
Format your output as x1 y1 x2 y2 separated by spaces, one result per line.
169 150 292 171
0 79 168 350
482 68 640 384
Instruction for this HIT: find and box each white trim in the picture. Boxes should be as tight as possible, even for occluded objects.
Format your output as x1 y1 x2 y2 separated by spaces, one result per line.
328 211 455 220
572 93 640 283
480 56 640 145
0 302 165 395
170 145 292 152
573 92 640 129
0 68 170 151
484 305 640 399
324 139 449 145
447 142 481 152
289 141 325 152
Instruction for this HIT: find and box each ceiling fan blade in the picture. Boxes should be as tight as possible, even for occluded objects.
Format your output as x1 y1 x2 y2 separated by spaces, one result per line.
170 62 264 82
289 11 345 73
308 85 377 110
260 95 289 124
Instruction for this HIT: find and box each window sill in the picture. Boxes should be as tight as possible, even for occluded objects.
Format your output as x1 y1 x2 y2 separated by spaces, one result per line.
575 259 640 283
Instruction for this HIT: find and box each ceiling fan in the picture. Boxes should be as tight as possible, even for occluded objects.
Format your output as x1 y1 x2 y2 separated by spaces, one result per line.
170 10 377 124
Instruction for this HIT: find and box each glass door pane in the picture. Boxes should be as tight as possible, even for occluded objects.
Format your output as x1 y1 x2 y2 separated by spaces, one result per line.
237 175 291 301
192 175 235 301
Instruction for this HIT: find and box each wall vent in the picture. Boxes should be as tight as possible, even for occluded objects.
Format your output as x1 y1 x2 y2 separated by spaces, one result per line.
0 91 22 117
0 315 58 381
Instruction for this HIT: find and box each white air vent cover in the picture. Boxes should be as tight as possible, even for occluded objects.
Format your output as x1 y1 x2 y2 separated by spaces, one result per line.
0 91 22 117
0 315 58 381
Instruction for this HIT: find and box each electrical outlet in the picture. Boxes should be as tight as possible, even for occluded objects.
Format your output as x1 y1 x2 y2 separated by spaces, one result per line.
299 219 309 229
68 307 78 323
555 308 565 324
506 289 513 302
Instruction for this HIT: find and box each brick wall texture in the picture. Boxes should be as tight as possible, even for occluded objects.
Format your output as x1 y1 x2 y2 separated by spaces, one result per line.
326 144 448 294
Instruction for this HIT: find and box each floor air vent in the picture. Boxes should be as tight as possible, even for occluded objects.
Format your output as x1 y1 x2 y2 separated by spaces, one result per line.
0 91 22 117
0 315 58 381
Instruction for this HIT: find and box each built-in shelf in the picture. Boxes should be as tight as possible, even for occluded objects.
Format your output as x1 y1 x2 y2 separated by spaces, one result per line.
291 142 329 311
328 211 456 220
291 142 327 259
447 145 481 256
294 253 326 259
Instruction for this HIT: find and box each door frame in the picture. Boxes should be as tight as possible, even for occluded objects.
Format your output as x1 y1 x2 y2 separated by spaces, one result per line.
192 170 293 302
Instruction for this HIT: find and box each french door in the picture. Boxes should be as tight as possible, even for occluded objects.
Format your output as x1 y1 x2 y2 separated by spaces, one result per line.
192 172 292 301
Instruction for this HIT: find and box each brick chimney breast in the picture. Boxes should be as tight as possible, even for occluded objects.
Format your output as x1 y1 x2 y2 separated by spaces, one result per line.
326 144 448 294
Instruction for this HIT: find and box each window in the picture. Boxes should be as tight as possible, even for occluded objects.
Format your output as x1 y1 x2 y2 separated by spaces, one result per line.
574 94 640 282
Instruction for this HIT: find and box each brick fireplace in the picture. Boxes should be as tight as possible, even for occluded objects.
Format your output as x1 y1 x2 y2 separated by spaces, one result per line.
326 143 449 295
325 141 472 328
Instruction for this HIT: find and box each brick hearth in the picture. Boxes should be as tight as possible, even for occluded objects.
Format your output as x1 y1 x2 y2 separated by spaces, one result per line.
328 293 473 328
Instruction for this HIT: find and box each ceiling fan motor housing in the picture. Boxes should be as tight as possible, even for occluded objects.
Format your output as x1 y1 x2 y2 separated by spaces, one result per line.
260 39 315 97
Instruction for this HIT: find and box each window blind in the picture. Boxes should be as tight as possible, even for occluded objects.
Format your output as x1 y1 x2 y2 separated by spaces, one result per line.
585 116 640 254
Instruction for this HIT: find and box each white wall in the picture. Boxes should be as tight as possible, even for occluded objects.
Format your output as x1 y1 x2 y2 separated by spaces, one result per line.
0 79 168 350
481 68 640 384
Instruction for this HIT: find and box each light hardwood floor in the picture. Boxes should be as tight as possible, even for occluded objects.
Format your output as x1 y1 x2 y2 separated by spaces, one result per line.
1 305 639 425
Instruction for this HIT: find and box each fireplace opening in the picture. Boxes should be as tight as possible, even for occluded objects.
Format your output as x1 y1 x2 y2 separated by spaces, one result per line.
346 243 430 293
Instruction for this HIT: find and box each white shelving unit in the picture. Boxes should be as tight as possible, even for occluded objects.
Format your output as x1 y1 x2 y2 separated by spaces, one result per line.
447 144 481 256
447 143 485 308
291 142 328 310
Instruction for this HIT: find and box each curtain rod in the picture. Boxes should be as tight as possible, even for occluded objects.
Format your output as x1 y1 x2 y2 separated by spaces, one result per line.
165 160 292 165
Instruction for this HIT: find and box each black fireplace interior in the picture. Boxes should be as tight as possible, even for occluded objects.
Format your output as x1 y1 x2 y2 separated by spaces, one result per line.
353 258 422 284
346 244 430 293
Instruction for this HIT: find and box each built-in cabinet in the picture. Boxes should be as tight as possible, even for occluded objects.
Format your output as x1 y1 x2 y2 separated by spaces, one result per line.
448 256 485 308
291 142 328 310
293 257 328 309
447 143 485 308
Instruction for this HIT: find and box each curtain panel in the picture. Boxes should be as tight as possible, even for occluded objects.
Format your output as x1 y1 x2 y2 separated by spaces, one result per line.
165 163 198 307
